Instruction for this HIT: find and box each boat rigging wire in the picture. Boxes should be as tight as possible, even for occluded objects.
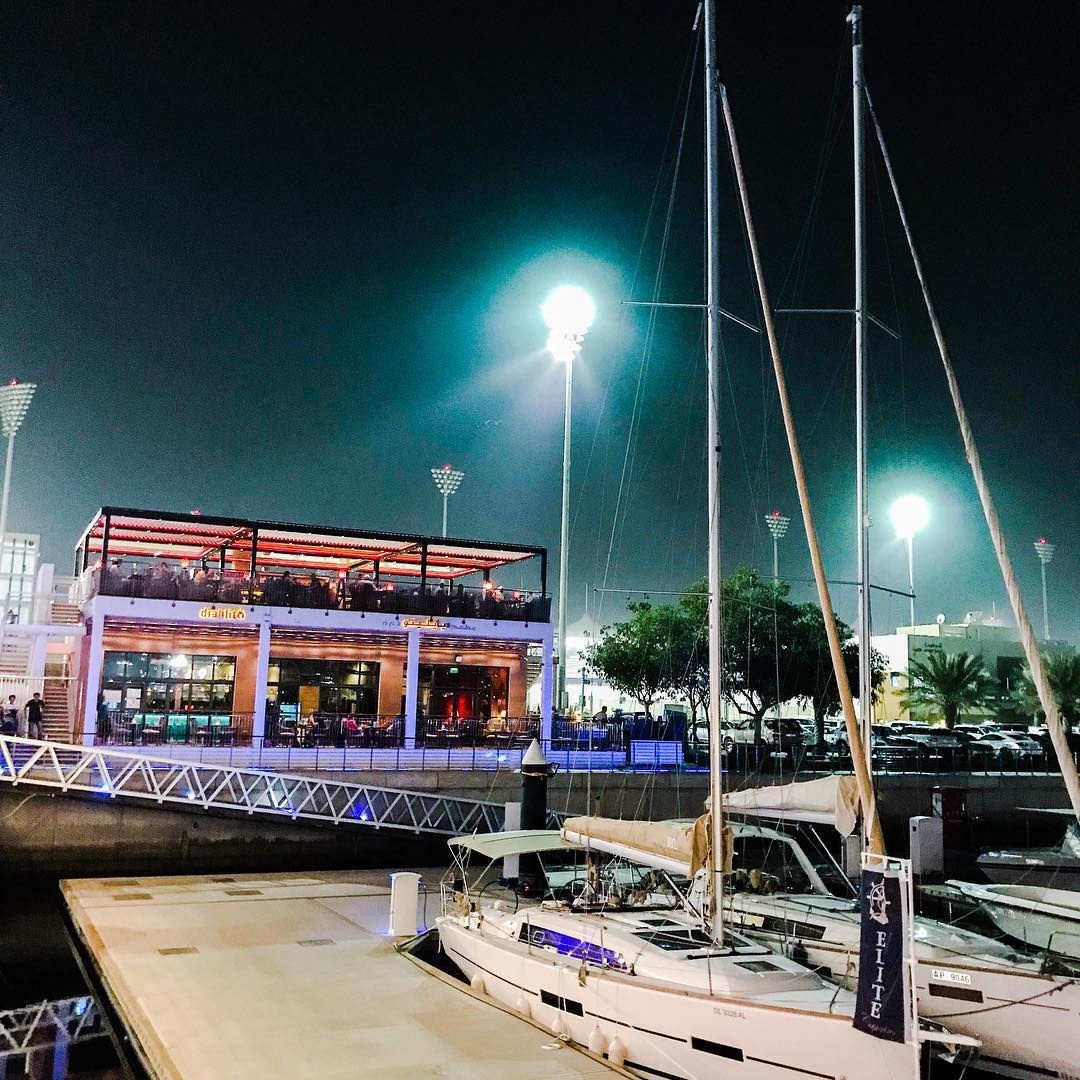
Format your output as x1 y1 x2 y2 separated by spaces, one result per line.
596 22 702 628
865 87 1080 821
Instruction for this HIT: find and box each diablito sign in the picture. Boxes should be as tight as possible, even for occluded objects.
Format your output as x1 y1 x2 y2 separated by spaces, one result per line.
198 607 247 621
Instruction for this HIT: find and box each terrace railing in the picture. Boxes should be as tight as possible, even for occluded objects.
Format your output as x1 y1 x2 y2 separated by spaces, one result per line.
85 562 551 622
96 710 254 748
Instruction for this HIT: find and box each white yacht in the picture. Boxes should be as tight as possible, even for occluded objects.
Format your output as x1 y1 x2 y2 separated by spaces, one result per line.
588 776 1080 1080
437 829 931 1080
949 879 1080 962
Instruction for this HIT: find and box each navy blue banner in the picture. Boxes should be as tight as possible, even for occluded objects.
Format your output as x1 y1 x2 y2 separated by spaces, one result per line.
853 869 908 1043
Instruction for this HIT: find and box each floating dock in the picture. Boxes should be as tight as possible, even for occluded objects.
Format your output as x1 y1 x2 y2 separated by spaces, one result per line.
62 869 621 1079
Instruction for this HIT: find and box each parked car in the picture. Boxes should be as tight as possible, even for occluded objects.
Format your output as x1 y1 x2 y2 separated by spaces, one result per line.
971 729 1044 759
721 716 804 753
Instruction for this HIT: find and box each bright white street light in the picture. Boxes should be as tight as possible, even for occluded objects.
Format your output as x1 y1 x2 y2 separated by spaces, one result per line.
890 494 929 626
542 285 595 364
890 493 930 539
541 285 594 714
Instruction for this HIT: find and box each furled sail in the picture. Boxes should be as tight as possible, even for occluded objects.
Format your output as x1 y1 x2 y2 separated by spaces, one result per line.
723 775 861 836
561 814 730 877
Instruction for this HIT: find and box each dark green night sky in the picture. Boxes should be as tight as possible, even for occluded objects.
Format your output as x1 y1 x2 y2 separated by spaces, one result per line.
1 1 1076 637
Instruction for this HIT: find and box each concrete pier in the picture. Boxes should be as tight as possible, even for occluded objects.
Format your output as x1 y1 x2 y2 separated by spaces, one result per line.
62 869 620 1079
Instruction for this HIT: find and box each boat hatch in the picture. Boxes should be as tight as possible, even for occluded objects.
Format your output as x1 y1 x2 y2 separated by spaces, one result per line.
518 923 627 970
634 928 714 951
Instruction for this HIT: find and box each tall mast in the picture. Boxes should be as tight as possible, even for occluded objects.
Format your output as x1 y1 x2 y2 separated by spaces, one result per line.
850 4 873 779
703 0 726 942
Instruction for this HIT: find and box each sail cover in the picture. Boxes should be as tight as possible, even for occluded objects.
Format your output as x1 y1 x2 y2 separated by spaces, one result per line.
561 815 728 877
723 775 860 836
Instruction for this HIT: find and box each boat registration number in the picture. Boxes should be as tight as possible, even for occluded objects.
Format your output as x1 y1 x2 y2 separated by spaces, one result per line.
930 968 972 986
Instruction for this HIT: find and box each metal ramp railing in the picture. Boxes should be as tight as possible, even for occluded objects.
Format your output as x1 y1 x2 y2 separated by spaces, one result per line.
0 736 505 835
0 997 103 1059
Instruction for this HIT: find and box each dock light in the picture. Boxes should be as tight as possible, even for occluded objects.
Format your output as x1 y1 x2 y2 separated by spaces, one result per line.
890 494 930 625
541 286 594 714
1034 538 1056 639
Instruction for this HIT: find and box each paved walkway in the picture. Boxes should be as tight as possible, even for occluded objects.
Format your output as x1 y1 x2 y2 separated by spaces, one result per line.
62 869 619 1079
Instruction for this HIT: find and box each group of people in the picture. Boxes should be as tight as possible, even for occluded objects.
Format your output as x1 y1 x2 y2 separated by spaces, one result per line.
0 692 45 739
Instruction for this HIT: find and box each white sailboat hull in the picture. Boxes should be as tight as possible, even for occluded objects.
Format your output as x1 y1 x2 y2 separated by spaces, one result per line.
726 893 1080 1077
439 916 920 1080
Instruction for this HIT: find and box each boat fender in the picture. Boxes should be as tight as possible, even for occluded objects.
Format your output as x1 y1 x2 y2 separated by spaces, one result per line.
587 1026 607 1055
469 972 485 994
514 993 531 1018
607 1036 627 1066
551 1014 569 1040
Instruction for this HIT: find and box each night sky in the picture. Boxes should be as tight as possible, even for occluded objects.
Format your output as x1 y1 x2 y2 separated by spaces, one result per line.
2 2 1076 638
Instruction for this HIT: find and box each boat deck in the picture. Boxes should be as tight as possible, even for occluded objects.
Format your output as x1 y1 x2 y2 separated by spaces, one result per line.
61 869 622 1079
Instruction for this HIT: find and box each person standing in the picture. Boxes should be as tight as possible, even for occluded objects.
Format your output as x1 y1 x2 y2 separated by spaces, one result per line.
25 692 44 740
1 694 19 735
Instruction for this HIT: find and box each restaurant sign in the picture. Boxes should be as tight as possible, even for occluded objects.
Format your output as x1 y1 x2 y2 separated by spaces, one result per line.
400 617 449 630
198 606 248 621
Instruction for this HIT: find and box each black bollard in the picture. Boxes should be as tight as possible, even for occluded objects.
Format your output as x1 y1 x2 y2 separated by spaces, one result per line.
520 738 556 831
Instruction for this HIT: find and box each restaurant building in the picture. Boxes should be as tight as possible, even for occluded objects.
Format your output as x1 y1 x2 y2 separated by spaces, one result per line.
72 508 553 750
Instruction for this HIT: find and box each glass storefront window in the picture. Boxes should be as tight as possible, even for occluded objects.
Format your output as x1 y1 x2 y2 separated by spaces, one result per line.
415 664 509 725
267 657 380 717
103 651 236 715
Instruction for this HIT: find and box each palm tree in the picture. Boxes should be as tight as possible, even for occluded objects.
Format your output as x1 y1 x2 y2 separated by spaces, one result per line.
1014 652 1080 732
898 651 994 728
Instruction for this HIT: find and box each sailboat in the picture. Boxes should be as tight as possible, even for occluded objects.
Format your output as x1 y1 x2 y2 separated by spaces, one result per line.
434 3 937 1077
688 6 1080 1075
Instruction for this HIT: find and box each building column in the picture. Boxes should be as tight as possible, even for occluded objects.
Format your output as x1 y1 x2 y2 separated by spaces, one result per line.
540 628 554 745
80 615 105 746
28 632 48 702
34 562 54 625
250 619 271 746
403 628 420 750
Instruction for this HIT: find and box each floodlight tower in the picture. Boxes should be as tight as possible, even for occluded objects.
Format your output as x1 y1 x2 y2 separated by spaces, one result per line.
889 493 930 626
1034 538 1055 640
764 510 790 582
430 464 464 537
542 284 595 710
0 380 37 623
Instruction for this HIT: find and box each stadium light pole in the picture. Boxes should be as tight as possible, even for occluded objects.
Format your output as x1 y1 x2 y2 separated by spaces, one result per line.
0 379 36 638
430 464 464 538
542 285 595 711
889 493 930 626
764 510 790 582
1034 538 1055 640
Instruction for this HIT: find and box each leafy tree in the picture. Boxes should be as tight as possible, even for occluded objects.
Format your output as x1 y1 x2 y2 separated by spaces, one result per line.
670 628 709 733
583 601 685 719
789 602 886 745
1013 652 1080 732
898 650 994 728
682 568 809 743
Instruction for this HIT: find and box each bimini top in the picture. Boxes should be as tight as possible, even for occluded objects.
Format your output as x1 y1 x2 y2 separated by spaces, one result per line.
447 830 572 860
76 506 546 581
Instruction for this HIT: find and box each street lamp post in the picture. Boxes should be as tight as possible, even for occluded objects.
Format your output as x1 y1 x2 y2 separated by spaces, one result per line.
764 510 790 582
430 464 464 538
889 493 930 626
542 285 595 712
0 380 36 625
1034 538 1055 640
